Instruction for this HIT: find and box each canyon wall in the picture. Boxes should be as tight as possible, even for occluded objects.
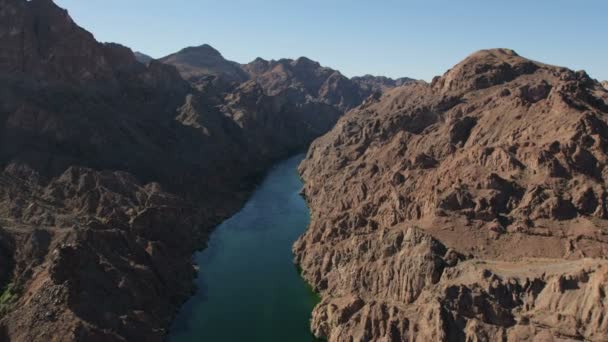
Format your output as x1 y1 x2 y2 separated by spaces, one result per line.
297 49 608 341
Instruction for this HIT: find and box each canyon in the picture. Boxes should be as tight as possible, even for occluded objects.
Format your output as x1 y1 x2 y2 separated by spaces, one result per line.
0 0 407 341
0 1 607 342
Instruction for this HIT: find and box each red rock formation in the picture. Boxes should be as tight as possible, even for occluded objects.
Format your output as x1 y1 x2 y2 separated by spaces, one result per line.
297 49 608 341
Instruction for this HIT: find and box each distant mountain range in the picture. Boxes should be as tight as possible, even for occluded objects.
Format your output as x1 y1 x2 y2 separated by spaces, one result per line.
156 43 414 101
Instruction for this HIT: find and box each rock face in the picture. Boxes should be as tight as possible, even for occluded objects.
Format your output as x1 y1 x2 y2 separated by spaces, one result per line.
0 1 409 341
602 80 608 90
296 49 608 341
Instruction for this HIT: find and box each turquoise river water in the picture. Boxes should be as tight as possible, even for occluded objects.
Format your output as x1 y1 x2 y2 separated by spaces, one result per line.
169 154 320 341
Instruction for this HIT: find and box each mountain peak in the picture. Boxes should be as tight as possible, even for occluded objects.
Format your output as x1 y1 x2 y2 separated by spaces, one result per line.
161 44 228 66
434 48 539 93
468 48 520 58
160 44 248 83
291 56 322 70
178 44 222 57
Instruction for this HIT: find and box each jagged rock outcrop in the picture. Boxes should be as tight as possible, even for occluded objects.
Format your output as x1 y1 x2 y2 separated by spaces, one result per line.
351 75 416 93
296 49 608 341
602 80 608 90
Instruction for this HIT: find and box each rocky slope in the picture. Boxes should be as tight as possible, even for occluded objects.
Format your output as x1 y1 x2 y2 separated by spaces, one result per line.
602 80 608 90
0 0 406 341
296 49 608 341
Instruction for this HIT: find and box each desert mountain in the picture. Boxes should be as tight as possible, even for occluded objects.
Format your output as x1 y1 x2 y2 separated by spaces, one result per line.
0 0 252 340
0 0 398 341
160 44 249 86
161 46 412 109
160 47 411 160
296 49 608 341
241 56 366 111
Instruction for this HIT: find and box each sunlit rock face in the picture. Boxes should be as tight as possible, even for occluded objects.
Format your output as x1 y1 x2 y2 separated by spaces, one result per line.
297 49 608 341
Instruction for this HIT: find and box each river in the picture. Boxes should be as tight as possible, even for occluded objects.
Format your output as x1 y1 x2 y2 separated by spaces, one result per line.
169 154 320 341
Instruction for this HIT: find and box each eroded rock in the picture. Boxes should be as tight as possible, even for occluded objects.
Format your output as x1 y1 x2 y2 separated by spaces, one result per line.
297 49 608 340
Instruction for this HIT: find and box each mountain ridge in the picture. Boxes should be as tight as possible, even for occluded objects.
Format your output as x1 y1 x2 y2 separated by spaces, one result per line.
159 43 414 101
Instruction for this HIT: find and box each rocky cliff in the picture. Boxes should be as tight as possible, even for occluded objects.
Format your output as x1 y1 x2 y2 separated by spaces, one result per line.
296 49 608 341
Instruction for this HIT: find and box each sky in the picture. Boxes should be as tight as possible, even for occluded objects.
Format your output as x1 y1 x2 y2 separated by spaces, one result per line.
54 0 607 82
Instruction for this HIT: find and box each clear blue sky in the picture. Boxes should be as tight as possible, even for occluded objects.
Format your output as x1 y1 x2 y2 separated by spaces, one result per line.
55 0 607 81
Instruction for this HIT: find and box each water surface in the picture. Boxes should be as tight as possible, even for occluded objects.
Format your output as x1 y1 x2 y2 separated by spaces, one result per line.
169 154 319 341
